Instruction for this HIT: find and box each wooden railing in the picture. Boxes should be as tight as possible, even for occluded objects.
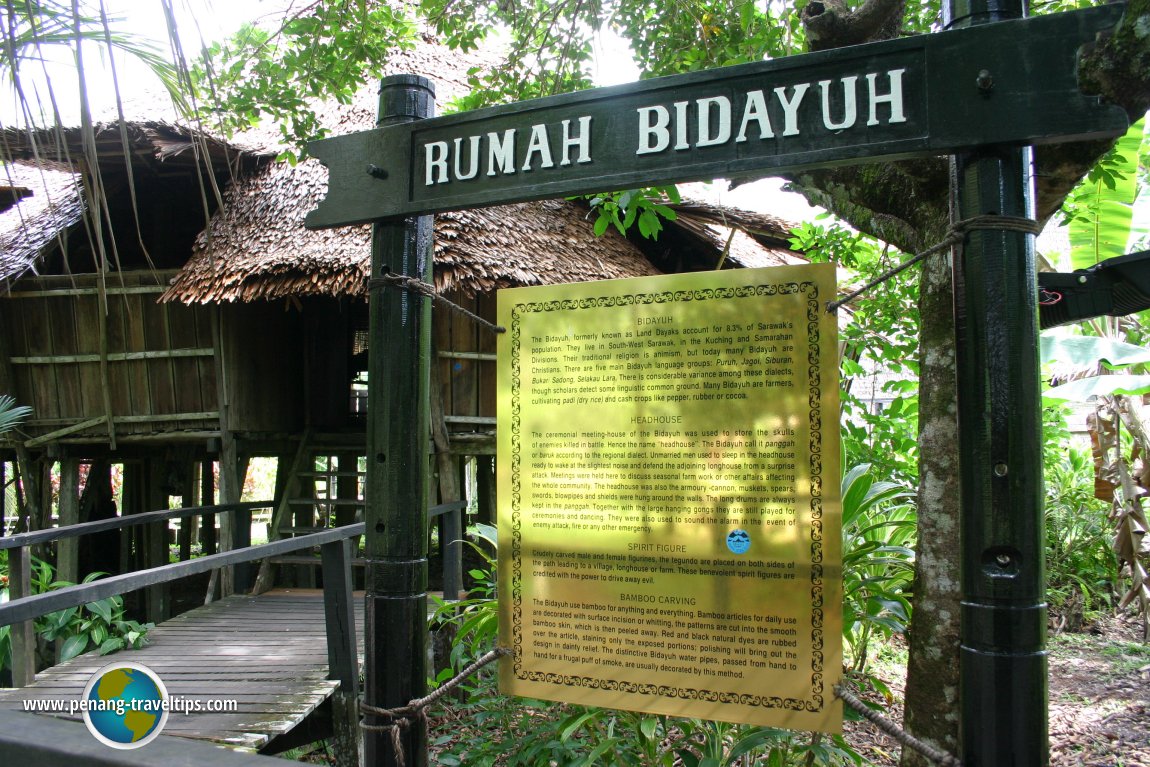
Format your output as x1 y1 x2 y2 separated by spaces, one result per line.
0 500 272 688
0 499 466 690
0 513 374 765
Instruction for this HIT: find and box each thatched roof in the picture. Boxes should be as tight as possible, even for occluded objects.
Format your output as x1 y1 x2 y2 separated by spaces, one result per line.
164 153 664 303
436 200 664 294
0 120 267 289
163 39 663 303
0 163 84 289
0 120 263 176
666 199 805 267
164 38 805 304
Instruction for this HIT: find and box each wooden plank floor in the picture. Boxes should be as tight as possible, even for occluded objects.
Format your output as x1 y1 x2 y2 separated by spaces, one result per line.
0 589 365 751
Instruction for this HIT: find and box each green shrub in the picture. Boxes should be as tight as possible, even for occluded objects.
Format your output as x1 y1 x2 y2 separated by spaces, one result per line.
0 557 152 673
841 464 916 673
1042 428 1119 630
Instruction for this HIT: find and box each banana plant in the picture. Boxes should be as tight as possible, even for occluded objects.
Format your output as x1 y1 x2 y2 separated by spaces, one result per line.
1060 118 1147 271
1043 117 1150 638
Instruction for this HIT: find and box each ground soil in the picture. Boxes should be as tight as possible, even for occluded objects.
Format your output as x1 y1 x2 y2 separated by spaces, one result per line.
846 615 1150 767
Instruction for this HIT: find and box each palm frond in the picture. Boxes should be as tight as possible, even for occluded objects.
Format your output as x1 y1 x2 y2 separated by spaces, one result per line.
0 394 33 436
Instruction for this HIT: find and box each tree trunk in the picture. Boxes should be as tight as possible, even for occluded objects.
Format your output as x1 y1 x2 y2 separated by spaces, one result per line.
898 187 963 767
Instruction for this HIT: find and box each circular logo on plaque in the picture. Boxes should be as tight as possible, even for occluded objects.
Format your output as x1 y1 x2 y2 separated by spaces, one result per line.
726 529 751 554
82 661 169 749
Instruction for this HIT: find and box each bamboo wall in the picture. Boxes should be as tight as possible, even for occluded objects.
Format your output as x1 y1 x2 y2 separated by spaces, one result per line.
218 301 306 436
1 272 218 444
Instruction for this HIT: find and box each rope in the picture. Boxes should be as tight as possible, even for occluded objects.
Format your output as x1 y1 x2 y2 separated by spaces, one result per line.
826 214 1043 313
359 647 511 767
834 683 963 767
369 273 507 334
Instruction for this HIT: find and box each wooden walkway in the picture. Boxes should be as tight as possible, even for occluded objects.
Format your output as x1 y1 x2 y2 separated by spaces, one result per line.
0 589 364 751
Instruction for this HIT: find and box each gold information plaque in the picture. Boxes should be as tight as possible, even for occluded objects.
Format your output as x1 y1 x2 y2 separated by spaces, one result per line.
496 264 842 732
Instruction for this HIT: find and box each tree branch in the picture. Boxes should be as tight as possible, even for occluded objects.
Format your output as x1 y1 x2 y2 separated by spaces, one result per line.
1079 0 1150 125
784 159 951 253
791 0 1150 250
802 0 907 50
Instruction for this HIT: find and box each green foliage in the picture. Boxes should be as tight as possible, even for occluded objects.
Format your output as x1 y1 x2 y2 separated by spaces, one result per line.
429 523 499 678
0 395 32 437
192 2 419 158
840 464 915 672
432 677 862 766
1048 111 1150 637
792 219 921 485
1042 409 1119 628
423 0 807 114
0 558 152 672
1060 119 1147 270
585 186 680 240
611 0 807 78
789 219 878 270
423 0 596 112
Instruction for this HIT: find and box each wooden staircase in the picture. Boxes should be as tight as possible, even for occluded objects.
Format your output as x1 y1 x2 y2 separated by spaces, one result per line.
255 434 366 591
252 432 465 597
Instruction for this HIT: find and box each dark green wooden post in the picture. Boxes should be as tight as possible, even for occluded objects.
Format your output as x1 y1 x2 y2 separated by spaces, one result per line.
363 74 436 767
8 544 35 687
322 538 360 767
947 0 1047 764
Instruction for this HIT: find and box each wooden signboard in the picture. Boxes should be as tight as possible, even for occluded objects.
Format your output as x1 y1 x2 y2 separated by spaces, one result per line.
306 5 1127 229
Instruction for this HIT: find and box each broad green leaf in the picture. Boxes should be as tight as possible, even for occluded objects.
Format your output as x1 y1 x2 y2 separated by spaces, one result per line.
469 523 498 548
841 357 866 376
98 637 126 655
59 634 90 662
85 598 115 624
1068 119 1146 269
558 710 599 741
841 470 874 528
1040 334 1150 369
726 727 789 761
45 607 78 631
582 737 623 764
1044 374 1150 401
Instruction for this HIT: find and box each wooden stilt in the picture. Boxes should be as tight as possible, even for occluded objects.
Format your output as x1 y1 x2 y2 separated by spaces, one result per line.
430 357 463 600
56 457 80 584
8 545 36 687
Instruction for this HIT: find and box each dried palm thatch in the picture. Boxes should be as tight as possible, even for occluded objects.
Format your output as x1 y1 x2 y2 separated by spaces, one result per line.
164 39 675 304
666 199 807 269
0 120 258 175
0 163 84 291
0 118 266 291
